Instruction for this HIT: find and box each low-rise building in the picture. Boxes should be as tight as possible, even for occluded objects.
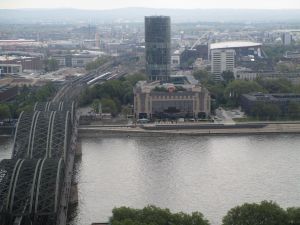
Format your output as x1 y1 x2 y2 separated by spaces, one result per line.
241 92 300 114
134 81 210 119
0 55 43 74
51 51 102 68
233 67 258 80
0 64 22 76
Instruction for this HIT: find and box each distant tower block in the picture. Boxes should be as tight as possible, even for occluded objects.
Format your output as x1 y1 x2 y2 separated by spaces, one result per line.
95 32 100 49
145 16 171 82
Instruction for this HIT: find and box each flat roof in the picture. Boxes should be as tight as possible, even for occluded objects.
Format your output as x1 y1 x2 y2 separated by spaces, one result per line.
210 41 262 50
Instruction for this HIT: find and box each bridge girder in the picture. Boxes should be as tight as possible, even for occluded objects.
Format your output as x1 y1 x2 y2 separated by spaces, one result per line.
49 111 70 160
9 159 41 215
12 106 72 160
0 159 64 223
35 158 64 215
12 112 37 159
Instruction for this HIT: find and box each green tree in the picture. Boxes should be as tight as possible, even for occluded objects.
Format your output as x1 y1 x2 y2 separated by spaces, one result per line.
287 207 300 225
101 98 118 116
193 70 211 84
111 205 210 225
91 99 101 113
287 102 300 119
221 70 235 84
85 56 111 71
224 80 265 107
251 102 281 120
222 201 288 225
257 79 292 93
0 104 11 120
45 58 59 72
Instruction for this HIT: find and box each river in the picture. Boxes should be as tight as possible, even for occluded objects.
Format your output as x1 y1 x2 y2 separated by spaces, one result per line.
1 135 300 225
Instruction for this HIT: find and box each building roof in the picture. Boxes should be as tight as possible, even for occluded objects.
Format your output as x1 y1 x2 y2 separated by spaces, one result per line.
210 41 262 50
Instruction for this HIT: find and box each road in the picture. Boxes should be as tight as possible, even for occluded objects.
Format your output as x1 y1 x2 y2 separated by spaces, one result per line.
215 107 236 124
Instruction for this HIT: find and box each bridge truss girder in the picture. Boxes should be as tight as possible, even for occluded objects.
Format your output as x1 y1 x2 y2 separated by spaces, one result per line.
0 159 65 225
12 110 71 160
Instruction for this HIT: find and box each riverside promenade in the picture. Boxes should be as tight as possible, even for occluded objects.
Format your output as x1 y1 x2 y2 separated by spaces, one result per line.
78 122 300 137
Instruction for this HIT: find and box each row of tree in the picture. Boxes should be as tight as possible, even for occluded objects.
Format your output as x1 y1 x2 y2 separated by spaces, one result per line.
85 56 112 71
0 83 57 120
193 69 300 111
249 101 300 120
110 201 300 225
79 73 146 115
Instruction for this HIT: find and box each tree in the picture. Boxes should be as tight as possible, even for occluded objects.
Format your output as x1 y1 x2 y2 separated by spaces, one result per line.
287 207 300 225
91 99 101 113
111 205 210 225
221 70 235 84
251 102 281 120
45 58 59 72
224 80 265 107
193 70 211 83
85 56 111 71
287 102 300 119
0 104 11 120
101 98 118 116
222 201 288 225
257 79 292 93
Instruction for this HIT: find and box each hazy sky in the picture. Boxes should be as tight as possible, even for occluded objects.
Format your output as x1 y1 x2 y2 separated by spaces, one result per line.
1 0 300 9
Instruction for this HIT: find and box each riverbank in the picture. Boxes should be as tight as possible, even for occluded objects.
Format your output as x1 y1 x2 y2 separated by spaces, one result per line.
78 122 300 137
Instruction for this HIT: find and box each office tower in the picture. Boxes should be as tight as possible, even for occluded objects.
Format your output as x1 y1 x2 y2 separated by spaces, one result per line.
282 33 292 46
145 16 171 82
211 49 235 81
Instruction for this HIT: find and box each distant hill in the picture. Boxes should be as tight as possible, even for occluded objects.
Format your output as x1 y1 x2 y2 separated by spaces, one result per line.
1 8 300 24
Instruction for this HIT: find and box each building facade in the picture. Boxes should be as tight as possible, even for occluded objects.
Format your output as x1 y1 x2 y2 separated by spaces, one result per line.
145 16 171 82
134 81 210 119
241 93 300 115
211 49 235 81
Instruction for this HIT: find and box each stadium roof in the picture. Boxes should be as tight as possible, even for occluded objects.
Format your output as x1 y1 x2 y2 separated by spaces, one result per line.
210 41 262 50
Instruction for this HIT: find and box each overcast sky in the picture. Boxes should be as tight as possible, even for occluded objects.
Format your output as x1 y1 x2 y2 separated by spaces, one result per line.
1 0 300 9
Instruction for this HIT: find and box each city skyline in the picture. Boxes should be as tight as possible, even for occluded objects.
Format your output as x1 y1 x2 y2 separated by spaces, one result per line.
1 0 300 10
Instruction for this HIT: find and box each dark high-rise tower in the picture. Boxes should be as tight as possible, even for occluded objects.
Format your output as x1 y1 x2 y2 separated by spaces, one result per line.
145 16 171 82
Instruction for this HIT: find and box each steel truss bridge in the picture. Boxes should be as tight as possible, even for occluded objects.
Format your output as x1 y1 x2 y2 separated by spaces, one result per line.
0 55 133 225
0 100 77 225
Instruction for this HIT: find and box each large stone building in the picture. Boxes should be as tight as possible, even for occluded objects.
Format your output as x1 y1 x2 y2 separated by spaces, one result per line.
134 81 210 119
145 16 171 82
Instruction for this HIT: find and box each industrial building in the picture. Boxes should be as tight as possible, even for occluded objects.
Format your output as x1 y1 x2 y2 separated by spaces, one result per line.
0 55 43 75
51 51 102 68
145 16 171 81
134 81 210 120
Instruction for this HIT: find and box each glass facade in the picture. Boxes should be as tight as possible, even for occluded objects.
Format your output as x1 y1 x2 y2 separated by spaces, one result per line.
145 16 171 81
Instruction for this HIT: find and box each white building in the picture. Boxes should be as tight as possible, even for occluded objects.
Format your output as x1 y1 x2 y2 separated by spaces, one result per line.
211 49 235 81
282 33 292 46
233 67 258 80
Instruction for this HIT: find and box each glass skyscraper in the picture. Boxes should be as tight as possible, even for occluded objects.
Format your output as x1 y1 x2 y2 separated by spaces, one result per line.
145 16 171 82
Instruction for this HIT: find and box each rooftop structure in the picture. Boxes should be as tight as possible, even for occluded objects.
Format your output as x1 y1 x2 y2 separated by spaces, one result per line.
210 41 262 50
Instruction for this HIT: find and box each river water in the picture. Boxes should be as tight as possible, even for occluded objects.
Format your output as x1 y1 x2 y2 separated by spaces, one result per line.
1 135 300 225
